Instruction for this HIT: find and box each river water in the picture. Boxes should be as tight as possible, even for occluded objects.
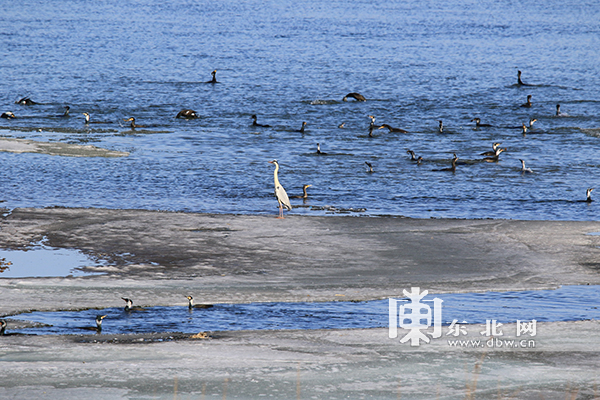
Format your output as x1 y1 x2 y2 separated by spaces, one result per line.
1 0 599 220
7 285 600 335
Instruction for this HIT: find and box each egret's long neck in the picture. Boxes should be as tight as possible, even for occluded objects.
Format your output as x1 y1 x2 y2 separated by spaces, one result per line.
273 164 281 187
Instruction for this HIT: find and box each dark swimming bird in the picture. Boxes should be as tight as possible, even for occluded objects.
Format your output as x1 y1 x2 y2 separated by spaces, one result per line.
124 117 145 129
367 115 377 137
471 118 492 128
505 119 536 130
268 160 292 219
480 142 502 156
59 106 70 117
186 295 214 309
584 188 594 203
297 121 307 133
207 69 218 84
407 150 423 164
316 143 327 155
82 112 109 124
343 92 366 102
251 114 271 128
520 95 532 108
519 159 533 173
78 315 107 333
122 297 134 310
433 153 458 172
483 147 506 162
15 97 36 105
438 120 444 133
517 70 532 86
378 124 408 133
176 109 199 119
1 112 16 119
122 297 145 311
556 104 569 117
338 122 346 128
290 184 312 199
406 149 423 162
365 161 374 173
83 112 95 124
0 319 22 336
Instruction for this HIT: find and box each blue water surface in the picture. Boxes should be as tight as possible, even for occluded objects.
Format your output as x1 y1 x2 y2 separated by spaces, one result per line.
7 285 600 335
0 0 599 220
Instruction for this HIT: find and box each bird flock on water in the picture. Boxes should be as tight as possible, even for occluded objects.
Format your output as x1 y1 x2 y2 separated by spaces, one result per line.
265 70 594 217
0 295 213 335
2 69 595 219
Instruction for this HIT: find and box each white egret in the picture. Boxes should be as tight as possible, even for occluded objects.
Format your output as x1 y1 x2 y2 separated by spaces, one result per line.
268 160 292 219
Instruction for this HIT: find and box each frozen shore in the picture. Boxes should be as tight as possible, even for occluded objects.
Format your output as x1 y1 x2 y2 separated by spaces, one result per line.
1 208 600 399
1 321 599 400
